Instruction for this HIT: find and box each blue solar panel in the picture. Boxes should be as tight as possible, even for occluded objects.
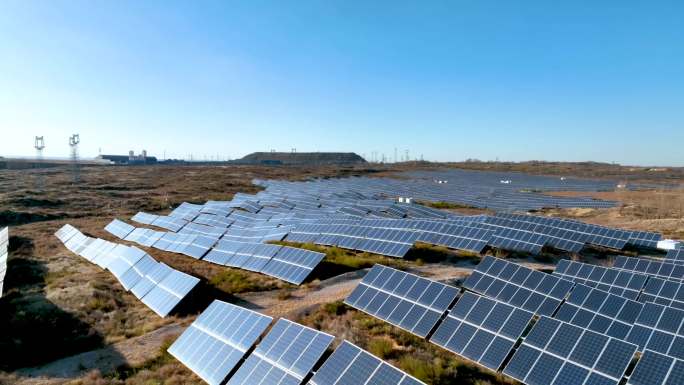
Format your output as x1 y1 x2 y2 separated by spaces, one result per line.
430 291 534 371
463 256 574 316
627 350 684 385
503 316 637 385
227 319 334 385
554 259 648 300
345 264 459 338
168 301 272 385
307 341 426 385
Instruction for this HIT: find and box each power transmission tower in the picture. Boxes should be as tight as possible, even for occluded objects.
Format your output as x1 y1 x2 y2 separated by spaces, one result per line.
69 134 80 183
34 136 45 189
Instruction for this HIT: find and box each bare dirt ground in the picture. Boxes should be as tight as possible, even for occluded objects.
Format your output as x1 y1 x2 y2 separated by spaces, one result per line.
0 162 681 385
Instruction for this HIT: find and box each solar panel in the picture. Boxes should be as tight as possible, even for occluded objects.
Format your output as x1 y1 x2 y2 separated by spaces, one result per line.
554 283 642 340
180 222 226 238
463 256 574 316
104 219 135 239
124 227 165 247
488 228 548 255
625 302 684 359
131 211 158 225
203 240 254 266
260 246 325 285
168 300 272 385
130 262 173 299
307 341 426 385
55 224 80 243
193 213 234 228
119 254 158 290
150 215 188 232
107 245 147 280
640 277 684 310
227 319 334 385
345 264 458 338
627 350 684 385
140 269 200 317
169 202 203 221
415 224 493 253
666 246 684 263
553 259 648 300
430 291 534 371
627 231 662 249
503 316 637 385
614 256 684 282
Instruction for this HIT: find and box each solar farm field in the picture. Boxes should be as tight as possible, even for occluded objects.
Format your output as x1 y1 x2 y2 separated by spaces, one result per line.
0 162 683 385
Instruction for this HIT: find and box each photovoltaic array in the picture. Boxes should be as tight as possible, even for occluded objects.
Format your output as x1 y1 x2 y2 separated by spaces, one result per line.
613 256 684 282
307 341 426 385
640 277 684 310
554 283 642 340
627 350 684 385
168 300 273 385
345 264 459 338
503 316 638 385
227 319 334 385
55 224 199 318
553 259 648 300
168 301 424 385
625 302 684 360
462 256 574 316
430 291 534 371
665 246 684 263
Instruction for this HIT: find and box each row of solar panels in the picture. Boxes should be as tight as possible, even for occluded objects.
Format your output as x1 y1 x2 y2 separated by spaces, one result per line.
344 258 684 385
284 213 662 258
55 224 199 317
0 227 7 298
168 300 425 385
105 219 326 285
253 168 622 211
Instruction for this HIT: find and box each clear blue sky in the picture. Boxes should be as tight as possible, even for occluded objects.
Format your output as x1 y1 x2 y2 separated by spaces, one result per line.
1 1 682 165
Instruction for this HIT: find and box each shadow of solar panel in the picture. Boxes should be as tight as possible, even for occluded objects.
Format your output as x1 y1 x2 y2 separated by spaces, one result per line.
130 262 173 299
105 219 135 240
554 283 642 340
625 302 684 359
260 246 325 285
503 316 637 385
307 341 426 385
168 301 272 385
614 256 684 282
553 260 648 300
227 319 333 385
140 269 200 317
345 264 458 338
640 277 684 310
430 292 533 371
463 256 574 316
627 350 684 385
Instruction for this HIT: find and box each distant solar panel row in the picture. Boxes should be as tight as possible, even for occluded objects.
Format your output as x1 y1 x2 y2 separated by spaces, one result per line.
345 264 459 338
55 224 199 317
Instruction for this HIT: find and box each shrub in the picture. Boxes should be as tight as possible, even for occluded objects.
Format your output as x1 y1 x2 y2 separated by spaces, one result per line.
368 338 394 359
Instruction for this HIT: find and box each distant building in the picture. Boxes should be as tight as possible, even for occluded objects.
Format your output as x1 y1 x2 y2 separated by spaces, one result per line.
234 152 366 166
98 150 157 165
